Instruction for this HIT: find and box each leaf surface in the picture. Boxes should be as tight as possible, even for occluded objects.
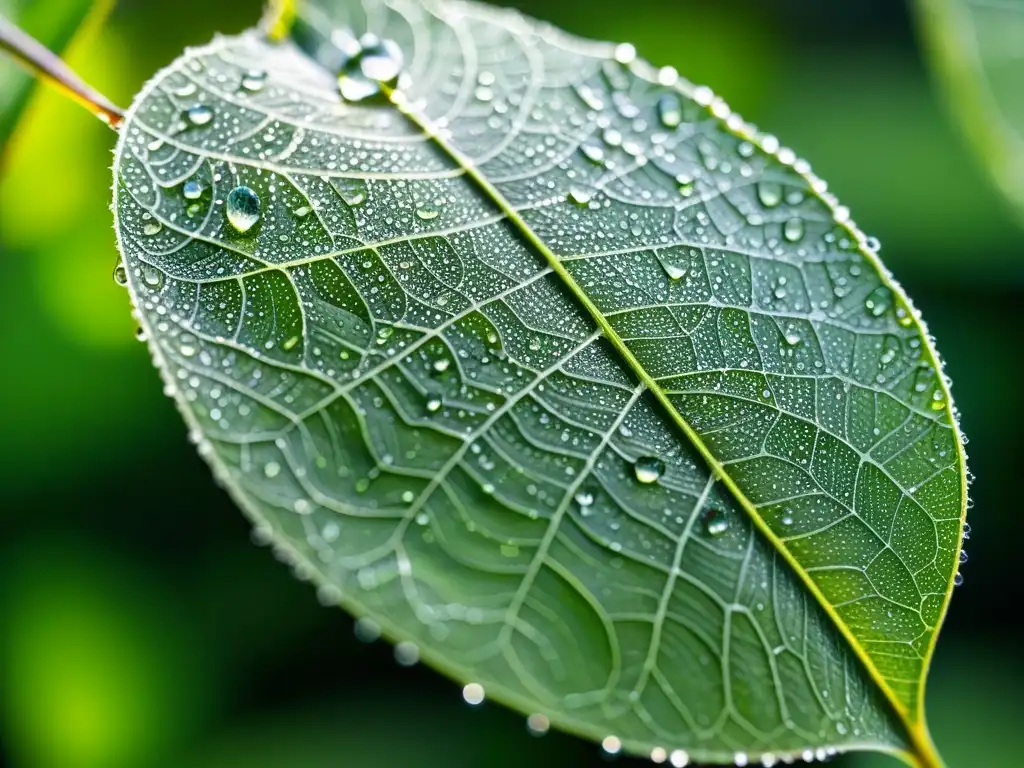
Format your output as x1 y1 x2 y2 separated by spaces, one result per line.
0 0 103 150
917 0 1024 220
112 0 966 764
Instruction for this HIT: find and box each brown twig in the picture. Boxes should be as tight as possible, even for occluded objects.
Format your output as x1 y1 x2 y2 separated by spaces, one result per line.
0 12 124 130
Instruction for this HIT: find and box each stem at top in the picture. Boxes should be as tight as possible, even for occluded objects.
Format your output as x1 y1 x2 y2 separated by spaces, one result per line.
0 13 123 130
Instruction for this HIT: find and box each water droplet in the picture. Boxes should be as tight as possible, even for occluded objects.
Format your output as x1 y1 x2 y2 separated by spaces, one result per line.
226 186 261 233
241 69 267 92
185 104 213 126
568 186 593 206
432 359 450 373
142 265 164 288
953 572 964 587
462 683 485 705
864 285 893 318
657 94 682 128
702 509 729 536
580 143 605 164
527 713 550 736
336 178 367 207
670 750 690 767
416 205 439 220
338 34 404 103
959 549 968 564
783 217 804 242
183 179 204 199
113 264 128 286
264 461 281 478
293 205 311 218
758 181 782 208
602 735 622 755
962 522 972 541
394 640 420 666
575 490 594 508
634 456 665 484
354 617 381 642
143 220 163 236
426 397 443 413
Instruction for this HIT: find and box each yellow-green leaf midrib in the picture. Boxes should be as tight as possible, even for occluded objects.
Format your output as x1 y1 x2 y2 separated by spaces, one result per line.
378 77 942 768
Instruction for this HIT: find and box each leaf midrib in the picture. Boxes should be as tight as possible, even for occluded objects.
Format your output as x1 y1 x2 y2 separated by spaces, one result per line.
373 43 941 768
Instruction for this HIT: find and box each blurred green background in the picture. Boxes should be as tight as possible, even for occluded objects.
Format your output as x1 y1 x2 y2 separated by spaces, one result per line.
1 0 1021 766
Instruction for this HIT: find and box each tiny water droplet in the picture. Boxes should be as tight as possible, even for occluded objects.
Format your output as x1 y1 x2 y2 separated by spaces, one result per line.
416 205 439 220
432 359 450 373
185 104 213 126
142 265 164 288
183 179 204 199
394 640 420 666
143 220 163 236
953 572 964 587
426 397 443 413
293 205 311 218
354 617 381 642
634 456 665 484
568 186 593 206
527 713 550 736
226 186 261 233
670 750 690 767
783 217 804 242
113 264 128 286
580 143 605 165
703 509 729 536
241 69 267 92
962 522 972 540
602 735 622 755
758 181 782 208
462 683 485 705
864 285 893 318
657 94 682 128
264 461 281 478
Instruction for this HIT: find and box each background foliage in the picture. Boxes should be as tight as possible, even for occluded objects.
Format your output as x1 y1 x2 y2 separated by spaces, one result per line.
0 0 1020 766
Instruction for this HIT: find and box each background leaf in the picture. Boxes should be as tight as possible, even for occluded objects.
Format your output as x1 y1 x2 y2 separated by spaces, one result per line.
915 0 1024 222
111 0 966 764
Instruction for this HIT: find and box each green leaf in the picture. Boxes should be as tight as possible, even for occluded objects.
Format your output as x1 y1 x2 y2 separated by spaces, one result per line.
916 0 1024 221
0 0 105 151
112 1 967 764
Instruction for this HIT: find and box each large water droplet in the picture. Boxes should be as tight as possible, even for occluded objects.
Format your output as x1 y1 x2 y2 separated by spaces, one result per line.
113 264 127 286
634 456 665 484
226 186 261 233
338 34 404 103
185 104 213 126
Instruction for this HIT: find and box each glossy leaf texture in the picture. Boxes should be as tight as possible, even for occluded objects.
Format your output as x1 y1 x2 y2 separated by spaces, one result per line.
917 0 1024 221
112 0 967 764
0 0 103 149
